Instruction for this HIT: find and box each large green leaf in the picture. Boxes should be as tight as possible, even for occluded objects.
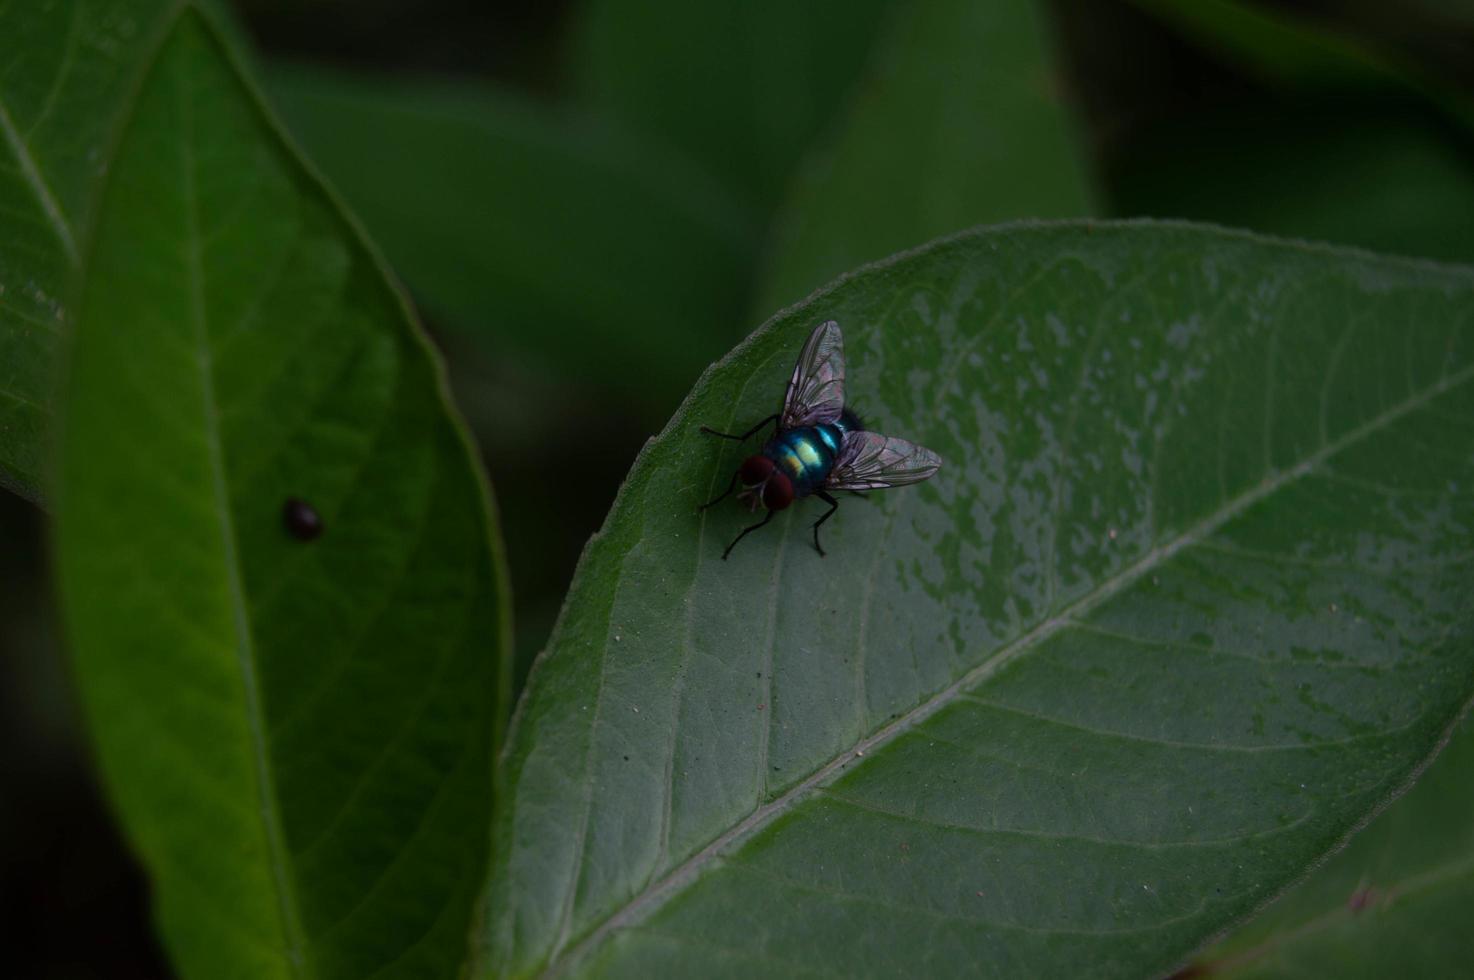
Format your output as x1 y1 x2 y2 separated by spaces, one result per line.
756 0 1094 312
53 10 508 979
481 222 1474 977
568 0 895 209
1195 714 1474 977
265 65 759 415
0 0 183 501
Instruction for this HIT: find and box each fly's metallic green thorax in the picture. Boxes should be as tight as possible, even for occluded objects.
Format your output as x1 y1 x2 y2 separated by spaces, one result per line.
763 422 846 496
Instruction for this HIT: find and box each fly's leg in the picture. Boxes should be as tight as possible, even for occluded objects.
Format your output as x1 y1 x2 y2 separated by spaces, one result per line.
700 414 780 442
722 508 775 560
699 470 740 512
810 491 839 557
700 416 779 514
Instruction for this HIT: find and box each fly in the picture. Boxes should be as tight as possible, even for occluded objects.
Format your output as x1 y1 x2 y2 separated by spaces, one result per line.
699 320 942 559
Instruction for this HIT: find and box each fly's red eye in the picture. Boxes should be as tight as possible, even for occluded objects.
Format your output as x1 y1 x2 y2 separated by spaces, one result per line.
739 455 774 485
763 472 795 511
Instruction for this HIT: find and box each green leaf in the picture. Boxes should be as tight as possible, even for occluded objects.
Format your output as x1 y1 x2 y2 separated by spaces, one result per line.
1126 0 1474 132
265 65 760 414
1194 714 1474 977
53 10 508 979
1109 100 1474 264
1126 0 1394 87
756 0 1094 312
0 0 183 501
569 0 895 209
482 222 1474 977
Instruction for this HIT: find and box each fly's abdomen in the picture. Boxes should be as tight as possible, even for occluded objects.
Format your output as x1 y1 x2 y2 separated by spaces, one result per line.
765 424 843 496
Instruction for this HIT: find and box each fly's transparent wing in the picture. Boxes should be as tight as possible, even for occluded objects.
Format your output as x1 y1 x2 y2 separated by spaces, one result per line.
828 430 943 491
781 320 845 427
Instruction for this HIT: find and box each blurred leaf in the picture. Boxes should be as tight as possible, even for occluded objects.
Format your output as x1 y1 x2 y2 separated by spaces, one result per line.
1110 101 1474 263
53 10 509 979
267 65 759 417
1192 715 1474 977
569 0 896 209
479 222 1474 977
1129 0 1474 131
0 0 184 502
757 0 1095 311
1128 0 1392 86
1407 0 1474 28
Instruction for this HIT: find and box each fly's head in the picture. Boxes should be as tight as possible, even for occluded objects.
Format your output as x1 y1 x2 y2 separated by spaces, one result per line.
737 455 794 512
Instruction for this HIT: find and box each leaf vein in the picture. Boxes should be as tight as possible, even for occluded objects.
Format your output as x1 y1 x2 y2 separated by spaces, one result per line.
820 788 1316 851
724 859 1213 938
0 90 77 260
962 694 1418 753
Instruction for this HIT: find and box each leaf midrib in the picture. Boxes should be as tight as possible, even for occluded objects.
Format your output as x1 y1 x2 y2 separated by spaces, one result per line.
175 22 307 975
548 354 1474 975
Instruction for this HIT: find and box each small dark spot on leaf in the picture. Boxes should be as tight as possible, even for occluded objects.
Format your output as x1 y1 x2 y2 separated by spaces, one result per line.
623 755 629 761
282 497 323 541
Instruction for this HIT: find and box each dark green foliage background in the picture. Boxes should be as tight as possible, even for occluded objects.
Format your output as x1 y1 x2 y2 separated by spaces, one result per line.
2 0 1473 977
